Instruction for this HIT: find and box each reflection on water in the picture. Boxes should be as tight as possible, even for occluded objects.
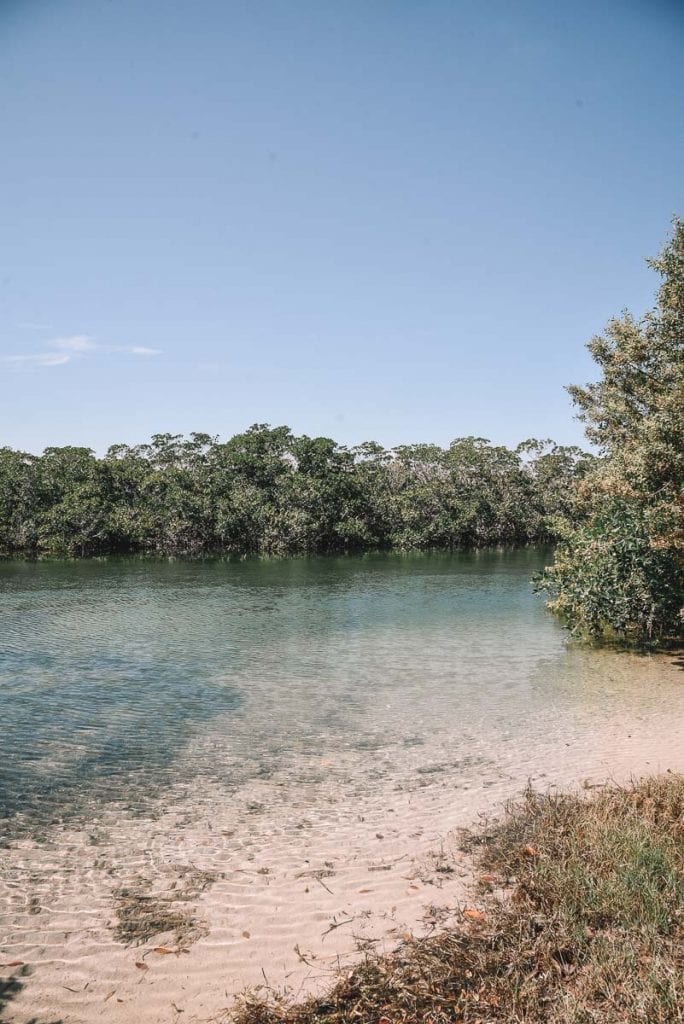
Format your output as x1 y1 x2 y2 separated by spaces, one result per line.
0 549 680 836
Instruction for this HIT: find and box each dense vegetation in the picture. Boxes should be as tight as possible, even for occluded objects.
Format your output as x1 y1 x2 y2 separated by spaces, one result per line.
540 218 684 646
236 775 684 1024
0 433 592 557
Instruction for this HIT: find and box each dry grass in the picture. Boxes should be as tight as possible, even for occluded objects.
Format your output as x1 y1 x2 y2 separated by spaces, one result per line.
235 774 684 1024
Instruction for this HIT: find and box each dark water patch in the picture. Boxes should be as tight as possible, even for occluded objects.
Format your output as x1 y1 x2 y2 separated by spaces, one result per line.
0 651 240 837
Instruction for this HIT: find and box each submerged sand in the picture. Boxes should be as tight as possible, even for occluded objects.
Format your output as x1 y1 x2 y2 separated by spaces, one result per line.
1 654 683 1024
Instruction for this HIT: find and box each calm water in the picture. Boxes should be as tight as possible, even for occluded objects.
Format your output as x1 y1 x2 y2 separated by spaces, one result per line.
0 549 679 836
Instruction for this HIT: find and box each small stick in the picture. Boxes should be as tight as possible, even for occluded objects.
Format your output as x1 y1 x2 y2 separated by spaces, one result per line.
322 914 361 938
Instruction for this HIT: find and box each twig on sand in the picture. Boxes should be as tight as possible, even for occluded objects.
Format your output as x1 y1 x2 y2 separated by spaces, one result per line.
321 914 362 939
293 944 317 967
367 854 408 872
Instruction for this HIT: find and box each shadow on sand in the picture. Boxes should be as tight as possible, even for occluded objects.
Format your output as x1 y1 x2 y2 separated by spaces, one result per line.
1 966 63 1024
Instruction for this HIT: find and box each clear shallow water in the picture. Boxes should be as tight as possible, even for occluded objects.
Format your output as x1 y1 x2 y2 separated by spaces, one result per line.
0 549 680 836
2 550 684 1024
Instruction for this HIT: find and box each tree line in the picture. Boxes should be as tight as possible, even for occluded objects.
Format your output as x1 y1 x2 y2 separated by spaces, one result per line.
0 432 592 558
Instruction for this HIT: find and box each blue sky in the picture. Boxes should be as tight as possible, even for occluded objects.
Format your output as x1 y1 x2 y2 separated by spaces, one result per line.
1 0 682 454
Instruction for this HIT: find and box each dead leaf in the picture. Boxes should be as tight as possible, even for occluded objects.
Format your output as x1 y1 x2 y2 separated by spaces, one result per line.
479 873 496 884
242 930 251 939
463 908 486 922
104 990 116 1002
1 961 24 967
135 961 148 971
153 946 175 955
358 888 372 893
523 845 540 858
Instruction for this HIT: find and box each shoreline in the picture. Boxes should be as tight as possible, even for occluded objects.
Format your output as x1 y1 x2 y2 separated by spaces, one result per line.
2 668 683 1024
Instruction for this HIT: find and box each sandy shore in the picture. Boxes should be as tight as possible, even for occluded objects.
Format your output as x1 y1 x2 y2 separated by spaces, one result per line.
1 659 683 1024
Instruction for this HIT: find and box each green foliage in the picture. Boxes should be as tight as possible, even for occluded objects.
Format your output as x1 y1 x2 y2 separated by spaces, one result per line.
543 499 682 643
540 218 684 645
0 428 586 558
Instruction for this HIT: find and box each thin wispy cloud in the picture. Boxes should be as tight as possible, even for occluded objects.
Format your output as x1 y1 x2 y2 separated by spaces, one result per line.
4 352 72 368
52 335 99 353
2 335 162 370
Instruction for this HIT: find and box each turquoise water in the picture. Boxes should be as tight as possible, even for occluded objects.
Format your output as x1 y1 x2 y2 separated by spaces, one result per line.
0 549 677 836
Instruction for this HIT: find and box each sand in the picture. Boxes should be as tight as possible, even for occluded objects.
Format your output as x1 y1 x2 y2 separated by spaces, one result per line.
1 658 683 1024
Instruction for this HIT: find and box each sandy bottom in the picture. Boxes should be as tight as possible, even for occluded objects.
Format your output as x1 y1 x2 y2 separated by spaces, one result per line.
2 667 684 1024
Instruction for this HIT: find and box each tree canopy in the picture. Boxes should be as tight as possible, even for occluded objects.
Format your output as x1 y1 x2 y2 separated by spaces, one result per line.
539 218 684 646
0 429 591 558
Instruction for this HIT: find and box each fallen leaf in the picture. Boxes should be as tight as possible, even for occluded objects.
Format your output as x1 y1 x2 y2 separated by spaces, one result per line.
463 908 486 922
523 845 540 858
135 961 148 971
479 873 496 884
358 888 372 893
104 990 116 1002
242 930 251 939
2 961 24 967
153 947 175 955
